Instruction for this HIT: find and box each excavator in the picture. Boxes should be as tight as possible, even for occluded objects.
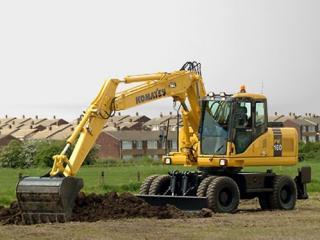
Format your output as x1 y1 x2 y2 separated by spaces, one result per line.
16 62 311 224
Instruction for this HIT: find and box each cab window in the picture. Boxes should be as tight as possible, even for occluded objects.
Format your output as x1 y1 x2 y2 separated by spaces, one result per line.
254 101 267 137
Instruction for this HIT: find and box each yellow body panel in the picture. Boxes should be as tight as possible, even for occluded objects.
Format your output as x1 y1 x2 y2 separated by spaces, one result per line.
168 127 298 168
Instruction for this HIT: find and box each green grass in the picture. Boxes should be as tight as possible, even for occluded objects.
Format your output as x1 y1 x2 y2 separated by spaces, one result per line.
0 160 319 205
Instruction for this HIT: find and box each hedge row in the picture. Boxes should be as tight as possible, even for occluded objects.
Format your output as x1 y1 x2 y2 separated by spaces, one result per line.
0 140 97 168
299 142 320 161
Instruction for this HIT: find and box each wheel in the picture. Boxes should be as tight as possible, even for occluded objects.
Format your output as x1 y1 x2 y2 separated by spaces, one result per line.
206 176 240 213
139 175 159 194
196 176 217 197
258 193 271 210
270 175 297 210
149 175 171 195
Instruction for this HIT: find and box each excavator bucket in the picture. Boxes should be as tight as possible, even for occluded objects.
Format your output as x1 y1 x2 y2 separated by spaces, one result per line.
16 176 83 224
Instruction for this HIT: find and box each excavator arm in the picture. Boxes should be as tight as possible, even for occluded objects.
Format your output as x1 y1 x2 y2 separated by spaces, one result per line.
16 62 206 223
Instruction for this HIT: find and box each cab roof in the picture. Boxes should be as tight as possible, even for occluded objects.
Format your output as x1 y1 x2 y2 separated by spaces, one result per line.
232 92 266 100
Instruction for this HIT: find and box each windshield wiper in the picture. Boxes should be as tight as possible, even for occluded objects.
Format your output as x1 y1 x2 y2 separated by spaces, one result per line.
215 143 225 153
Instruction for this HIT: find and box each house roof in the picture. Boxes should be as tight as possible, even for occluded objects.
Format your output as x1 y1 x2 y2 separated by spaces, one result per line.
124 115 150 123
105 130 177 141
48 125 75 140
29 124 72 140
0 117 16 124
117 121 140 130
143 115 172 126
305 117 320 125
106 115 130 123
285 118 317 126
11 128 39 140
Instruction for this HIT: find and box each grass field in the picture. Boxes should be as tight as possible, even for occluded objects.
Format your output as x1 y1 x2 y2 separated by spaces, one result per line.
0 160 319 205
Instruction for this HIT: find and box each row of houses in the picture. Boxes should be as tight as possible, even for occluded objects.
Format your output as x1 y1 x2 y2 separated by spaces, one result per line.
0 112 319 160
0 113 179 160
268 112 320 143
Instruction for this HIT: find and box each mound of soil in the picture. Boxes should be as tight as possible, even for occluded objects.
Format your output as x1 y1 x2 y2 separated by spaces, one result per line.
72 192 187 221
0 192 212 225
0 202 21 225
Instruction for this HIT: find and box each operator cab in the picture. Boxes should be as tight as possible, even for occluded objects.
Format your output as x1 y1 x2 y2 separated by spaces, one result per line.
200 86 267 155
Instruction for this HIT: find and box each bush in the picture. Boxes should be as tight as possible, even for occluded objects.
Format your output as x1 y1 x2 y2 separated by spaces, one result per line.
0 140 25 168
0 140 98 168
299 142 320 161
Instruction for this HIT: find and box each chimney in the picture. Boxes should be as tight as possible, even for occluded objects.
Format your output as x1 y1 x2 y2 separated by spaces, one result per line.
35 115 38 119
275 112 277 116
31 120 34 125
136 112 139 116
9 125 12 129
12 121 15 125
22 115 25 119
5 114 8 118
169 112 172 116
53 115 56 119
160 112 163 118
305 113 308 116
309 113 312 117
289 112 292 116
118 112 121 116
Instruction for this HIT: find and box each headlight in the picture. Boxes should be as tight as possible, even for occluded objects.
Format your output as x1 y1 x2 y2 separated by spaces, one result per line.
219 159 228 166
164 157 171 165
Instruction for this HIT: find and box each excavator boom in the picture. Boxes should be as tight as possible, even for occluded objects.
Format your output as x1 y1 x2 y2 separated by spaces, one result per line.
16 62 206 224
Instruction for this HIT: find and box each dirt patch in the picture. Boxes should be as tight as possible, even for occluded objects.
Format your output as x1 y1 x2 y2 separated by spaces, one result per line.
0 192 212 225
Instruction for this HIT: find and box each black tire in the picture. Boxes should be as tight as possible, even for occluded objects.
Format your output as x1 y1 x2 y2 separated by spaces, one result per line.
258 193 272 210
270 175 297 210
197 176 217 197
206 176 240 213
139 175 159 195
149 175 171 195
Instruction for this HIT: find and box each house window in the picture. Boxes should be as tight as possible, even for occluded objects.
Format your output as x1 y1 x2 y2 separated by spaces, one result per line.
147 140 158 149
309 126 315 132
136 141 143 150
302 126 307 133
122 155 132 160
122 141 132 150
152 125 160 131
309 136 316 142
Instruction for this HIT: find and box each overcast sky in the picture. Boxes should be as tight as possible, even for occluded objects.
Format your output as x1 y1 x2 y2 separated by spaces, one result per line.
0 0 319 120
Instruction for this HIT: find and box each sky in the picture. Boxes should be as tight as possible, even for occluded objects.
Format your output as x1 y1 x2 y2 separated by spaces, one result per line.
0 0 319 120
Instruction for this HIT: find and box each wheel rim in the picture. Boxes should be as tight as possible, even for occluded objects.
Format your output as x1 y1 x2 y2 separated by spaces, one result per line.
280 186 292 204
219 188 232 207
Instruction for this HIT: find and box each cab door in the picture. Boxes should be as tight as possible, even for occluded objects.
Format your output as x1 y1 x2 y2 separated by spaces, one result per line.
232 99 268 156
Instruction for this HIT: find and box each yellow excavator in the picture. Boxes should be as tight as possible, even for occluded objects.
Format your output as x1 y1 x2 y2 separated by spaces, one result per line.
16 62 311 224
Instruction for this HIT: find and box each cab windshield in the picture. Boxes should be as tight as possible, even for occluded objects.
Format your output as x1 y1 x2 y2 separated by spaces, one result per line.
200 100 231 155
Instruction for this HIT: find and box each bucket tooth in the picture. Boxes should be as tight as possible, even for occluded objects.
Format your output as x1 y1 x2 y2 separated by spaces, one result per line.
16 176 83 224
